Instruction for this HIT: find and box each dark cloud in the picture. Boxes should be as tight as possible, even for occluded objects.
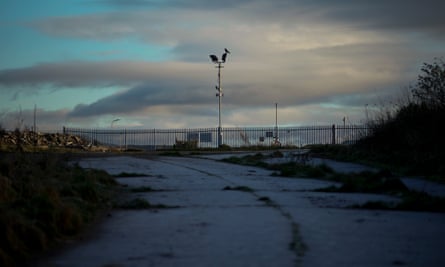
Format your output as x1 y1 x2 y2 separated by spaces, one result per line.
96 0 255 9
317 0 445 36
33 1 445 43
108 0 445 36
29 12 164 41
0 61 137 87
0 61 208 88
68 82 209 117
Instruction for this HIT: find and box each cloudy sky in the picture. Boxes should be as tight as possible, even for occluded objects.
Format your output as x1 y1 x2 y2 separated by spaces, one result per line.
1 0 444 130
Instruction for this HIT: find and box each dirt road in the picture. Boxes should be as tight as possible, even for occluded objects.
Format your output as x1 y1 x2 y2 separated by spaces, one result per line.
40 156 445 267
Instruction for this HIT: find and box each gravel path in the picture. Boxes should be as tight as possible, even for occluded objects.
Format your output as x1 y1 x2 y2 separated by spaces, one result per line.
39 155 445 267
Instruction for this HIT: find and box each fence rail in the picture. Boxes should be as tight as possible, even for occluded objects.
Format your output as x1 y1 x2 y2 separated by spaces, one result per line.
63 125 370 150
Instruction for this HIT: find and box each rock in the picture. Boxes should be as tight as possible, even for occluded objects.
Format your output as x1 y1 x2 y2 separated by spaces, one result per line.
0 130 105 151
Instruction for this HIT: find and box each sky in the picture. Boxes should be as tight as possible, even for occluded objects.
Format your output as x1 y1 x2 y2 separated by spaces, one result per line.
1 0 444 131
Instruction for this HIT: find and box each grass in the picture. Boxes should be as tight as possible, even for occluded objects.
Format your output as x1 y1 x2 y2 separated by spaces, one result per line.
158 151 183 157
351 191 445 213
257 196 279 208
257 196 272 202
115 198 178 210
222 185 254 192
308 144 445 183
315 170 408 194
0 152 118 267
130 186 155 193
113 172 149 177
129 186 171 193
270 162 333 178
220 152 333 178
221 153 269 168
221 153 445 213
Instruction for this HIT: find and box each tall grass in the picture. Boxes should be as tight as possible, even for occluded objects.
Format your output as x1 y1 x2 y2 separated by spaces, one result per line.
0 152 117 267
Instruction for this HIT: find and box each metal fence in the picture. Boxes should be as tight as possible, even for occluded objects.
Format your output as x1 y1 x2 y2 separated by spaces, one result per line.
63 125 370 150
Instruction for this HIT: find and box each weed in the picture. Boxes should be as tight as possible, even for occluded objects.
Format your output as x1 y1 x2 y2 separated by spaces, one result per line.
222 152 334 178
316 170 408 194
113 172 148 177
159 151 183 157
396 191 445 212
115 198 177 209
221 156 242 164
129 186 169 193
221 153 268 168
219 144 232 150
269 162 327 178
222 152 445 213
116 198 153 209
222 186 254 192
130 186 154 193
258 196 271 202
257 196 278 207
351 191 445 213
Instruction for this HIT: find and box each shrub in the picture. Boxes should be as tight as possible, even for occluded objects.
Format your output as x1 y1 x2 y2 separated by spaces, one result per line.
355 59 445 178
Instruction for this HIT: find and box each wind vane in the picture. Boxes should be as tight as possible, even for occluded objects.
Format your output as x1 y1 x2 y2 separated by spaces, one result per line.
209 48 230 64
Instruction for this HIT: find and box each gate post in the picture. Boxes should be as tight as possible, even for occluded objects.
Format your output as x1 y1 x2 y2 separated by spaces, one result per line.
332 124 336 145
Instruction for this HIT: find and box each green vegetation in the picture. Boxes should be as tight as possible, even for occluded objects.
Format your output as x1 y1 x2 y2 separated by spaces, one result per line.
315 170 408 194
222 152 445 213
356 58 445 180
115 197 177 210
128 186 170 193
158 150 184 157
222 185 254 192
0 152 118 267
221 152 332 178
304 59 445 182
113 172 149 177
218 144 232 150
221 153 269 168
351 191 445 213
130 186 155 193
270 162 332 178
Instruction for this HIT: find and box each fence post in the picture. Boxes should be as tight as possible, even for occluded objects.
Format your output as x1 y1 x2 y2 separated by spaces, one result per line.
124 128 127 150
332 124 336 145
154 128 156 151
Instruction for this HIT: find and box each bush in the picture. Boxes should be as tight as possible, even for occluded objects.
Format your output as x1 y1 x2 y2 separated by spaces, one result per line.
358 103 445 177
356 59 445 178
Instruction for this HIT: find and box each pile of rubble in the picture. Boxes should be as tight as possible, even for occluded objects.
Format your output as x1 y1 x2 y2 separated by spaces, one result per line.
0 131 107 151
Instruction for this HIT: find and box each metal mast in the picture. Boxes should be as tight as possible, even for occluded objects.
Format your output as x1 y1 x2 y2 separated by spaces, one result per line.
216 62 223 147
209 49 230 147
